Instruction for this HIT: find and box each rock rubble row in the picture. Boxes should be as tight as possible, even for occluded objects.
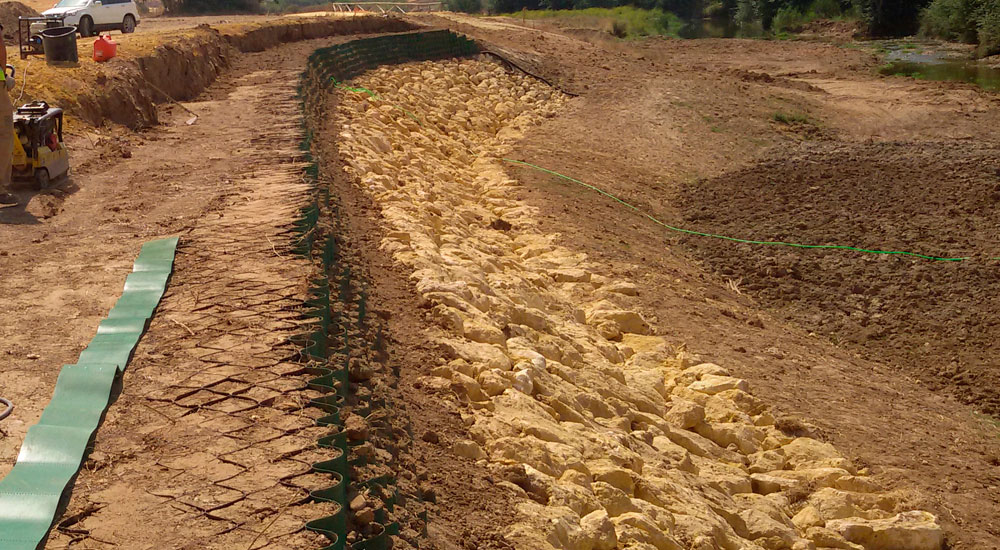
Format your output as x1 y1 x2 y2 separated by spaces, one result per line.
334 58 943 550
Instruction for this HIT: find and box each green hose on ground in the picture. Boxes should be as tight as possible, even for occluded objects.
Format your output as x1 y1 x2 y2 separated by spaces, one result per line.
503 158 993 263
331 78 423 126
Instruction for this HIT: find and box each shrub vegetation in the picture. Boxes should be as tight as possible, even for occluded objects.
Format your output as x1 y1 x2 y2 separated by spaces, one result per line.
921 0 1000 55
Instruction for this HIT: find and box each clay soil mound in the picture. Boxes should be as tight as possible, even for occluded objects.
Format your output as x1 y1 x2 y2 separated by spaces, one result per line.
675 140 1000 414
0 1 39 44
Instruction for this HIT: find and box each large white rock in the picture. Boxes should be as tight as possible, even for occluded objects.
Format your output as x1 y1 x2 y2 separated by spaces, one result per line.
826 511 945 550
689 374 750 395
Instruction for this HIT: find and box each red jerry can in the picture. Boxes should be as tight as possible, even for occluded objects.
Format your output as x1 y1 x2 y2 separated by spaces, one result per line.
93 35 117 63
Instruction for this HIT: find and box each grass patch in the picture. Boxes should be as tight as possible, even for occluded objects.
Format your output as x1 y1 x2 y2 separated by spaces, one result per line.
772 112 811 124
501 6 682 38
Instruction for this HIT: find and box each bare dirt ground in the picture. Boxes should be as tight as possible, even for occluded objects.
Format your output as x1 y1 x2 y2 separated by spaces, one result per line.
2 9 1000 550
0 27 512 549
411 12 1000 549
676 141 1000 415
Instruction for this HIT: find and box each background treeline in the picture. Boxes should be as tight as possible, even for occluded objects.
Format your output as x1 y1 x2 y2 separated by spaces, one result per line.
448 0 1000 53
457 0 930 35
159 0 999 55
921 0 1000 54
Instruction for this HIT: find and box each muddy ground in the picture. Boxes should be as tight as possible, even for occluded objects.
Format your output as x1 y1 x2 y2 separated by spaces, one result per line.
1 9 999 550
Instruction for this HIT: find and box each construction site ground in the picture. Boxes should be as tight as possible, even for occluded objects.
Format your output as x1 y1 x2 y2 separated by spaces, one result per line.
0 9 998 550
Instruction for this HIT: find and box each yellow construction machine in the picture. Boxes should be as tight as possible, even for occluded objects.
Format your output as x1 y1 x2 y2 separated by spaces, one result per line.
12 99 70 189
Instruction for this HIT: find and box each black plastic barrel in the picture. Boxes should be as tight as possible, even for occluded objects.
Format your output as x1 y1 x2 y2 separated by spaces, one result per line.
41 26 79 64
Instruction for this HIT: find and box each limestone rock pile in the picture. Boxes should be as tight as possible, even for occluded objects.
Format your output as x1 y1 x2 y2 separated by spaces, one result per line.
334 58 943 550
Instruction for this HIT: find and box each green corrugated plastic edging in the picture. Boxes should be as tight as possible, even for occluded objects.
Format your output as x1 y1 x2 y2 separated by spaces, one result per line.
0 237 178 550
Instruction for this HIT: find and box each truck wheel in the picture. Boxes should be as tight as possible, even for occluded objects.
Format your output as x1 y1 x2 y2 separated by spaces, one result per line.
122 15 136 34
33 168 50 190
78 16 94 37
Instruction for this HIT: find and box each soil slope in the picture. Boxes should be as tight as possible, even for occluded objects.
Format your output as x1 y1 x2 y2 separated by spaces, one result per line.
415 13 1000 549
676 140 1000 415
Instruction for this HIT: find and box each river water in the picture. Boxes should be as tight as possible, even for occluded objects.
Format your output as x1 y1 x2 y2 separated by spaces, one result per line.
875 42 1000 91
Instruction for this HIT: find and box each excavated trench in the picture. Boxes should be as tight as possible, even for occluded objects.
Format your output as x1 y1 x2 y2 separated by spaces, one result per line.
295 30 948 550
76 16 416 128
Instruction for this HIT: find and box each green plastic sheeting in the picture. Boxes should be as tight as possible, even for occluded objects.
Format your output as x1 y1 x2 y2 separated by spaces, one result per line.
0 237 178 550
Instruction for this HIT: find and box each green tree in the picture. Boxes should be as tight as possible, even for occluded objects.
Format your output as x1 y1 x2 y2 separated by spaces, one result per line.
856 0 932 35
446 0 483 12
978 0 1000 54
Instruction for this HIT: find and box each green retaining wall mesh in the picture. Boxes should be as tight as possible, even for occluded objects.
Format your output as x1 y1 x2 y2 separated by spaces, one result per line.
0 237 178 550
294 30 477 550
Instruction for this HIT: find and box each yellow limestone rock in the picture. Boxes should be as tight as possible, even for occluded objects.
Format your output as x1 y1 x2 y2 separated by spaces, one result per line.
478 368 511 396
602 281 639 296
690 374 751 395
548 480 602 517
337 58 938 550
452 439 487 460
580 510 618 550
592 467 636 495
613 512 684 550
805 526 864 550
674 362 730 387
585 300 651 339
451 372 487 401
738 505 800 548
807 488 870 522
592 481 638 517
751 473 801 495
695 421 761 455
826 511 945 550
792 505 825 530
748 449 787 474
665 399 706 429
768 468 852 490
782 438 856 473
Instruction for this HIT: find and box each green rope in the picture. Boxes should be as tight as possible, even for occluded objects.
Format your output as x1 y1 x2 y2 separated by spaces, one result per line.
332 78 423 126
503 158 993 263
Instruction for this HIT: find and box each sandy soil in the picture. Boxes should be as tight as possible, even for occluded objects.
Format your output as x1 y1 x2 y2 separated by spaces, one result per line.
1 9 1000 550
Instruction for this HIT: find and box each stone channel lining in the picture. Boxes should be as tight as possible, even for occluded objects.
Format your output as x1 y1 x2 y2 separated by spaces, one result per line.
330 56 945 550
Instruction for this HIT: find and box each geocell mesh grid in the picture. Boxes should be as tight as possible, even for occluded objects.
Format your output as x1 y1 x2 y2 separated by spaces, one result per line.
0 237 178 550
295 30 478 550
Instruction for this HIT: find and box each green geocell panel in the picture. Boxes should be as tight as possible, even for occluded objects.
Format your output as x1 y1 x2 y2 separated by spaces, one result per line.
301 32 481 550
0 237 178 549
